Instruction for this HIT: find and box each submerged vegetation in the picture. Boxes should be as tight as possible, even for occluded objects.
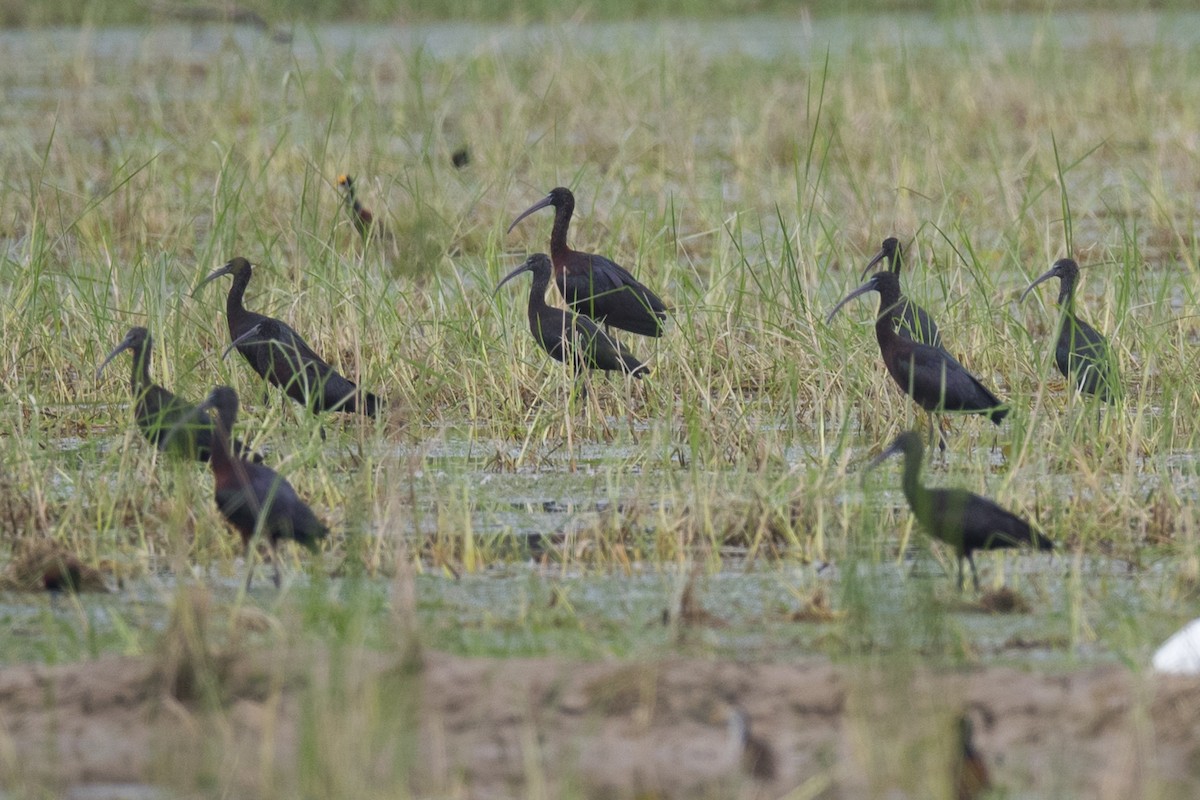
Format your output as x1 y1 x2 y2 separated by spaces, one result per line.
1 6 1200 796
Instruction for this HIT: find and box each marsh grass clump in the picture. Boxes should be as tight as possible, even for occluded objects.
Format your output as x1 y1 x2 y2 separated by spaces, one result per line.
976 586 1032 615
668 565 730 630
0 474 47 540
583 662 663 717
787 586 842 623
157 584 224 704
666 494 812 558
1 538 109 592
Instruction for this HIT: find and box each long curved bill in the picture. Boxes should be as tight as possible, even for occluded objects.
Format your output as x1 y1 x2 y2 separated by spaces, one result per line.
95 333 135 379
1019 267 1059 303
506 193 555 235
494 260 534 295
192 261 235 297
865 439 905 472
826 281 878 325
859 245 891 281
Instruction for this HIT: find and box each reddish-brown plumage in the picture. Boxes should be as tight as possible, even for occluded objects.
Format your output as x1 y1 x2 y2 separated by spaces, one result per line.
507 187 668 337
192 386 329 589
41 559 85 592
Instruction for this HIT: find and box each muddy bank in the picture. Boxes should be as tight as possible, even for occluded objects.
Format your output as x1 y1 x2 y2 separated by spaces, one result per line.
1 645 1198 798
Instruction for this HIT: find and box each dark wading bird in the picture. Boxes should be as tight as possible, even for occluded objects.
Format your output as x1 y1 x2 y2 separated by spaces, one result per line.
724 704 778 782
953 713 992 800
860 237 943 348
189 386 328 589
828 271 1006 449
193 257 382 418
96 326 263 463
507 187 669 337
336 174 376 239
495 253 650 381
866 431 1054 591
1020 258 1120 402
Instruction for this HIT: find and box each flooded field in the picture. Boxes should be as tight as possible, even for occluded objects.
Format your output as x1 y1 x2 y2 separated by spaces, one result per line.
3 7 1200 798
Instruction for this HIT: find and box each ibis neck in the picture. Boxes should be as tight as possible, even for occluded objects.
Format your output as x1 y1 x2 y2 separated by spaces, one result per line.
129 343 153 397
1056 278 1076 309
885 248 902 275
899 448 923 507
873 306 900 347
874 282 905 322
527 273 553 318
550 204 573 260
226 269 251 320
207 410 238 476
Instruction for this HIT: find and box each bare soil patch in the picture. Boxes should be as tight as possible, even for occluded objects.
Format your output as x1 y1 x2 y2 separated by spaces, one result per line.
1 646 1198 798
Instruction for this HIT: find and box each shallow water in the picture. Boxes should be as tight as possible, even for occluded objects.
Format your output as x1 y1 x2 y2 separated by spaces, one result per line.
1 11 1198 69
0 419 1180 668
0 531 1172 671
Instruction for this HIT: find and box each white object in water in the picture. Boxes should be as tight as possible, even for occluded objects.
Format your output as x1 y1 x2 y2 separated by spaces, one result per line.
1153 618 1200 675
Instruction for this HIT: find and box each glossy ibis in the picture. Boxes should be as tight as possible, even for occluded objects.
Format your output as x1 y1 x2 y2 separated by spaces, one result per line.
336 174 376 239
859 237 942 348
724 705 777 782
866 431 1053 590
507 187 668 337
495 253 650 379
1020 258 1120 402
828 271 1006 448
193 257 382 418
96 326 263 463
954 713 992 800
191 386 329 589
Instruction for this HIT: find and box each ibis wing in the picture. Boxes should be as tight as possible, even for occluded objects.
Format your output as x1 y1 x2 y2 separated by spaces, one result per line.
569 314 647 375
890 344 1002 414
921 488 1041 555
136 385 192 440
897 300 942 348
249 323 364 411
562 252 669 336
246 464 328 549
1059 315 1120 399
530 309 570 366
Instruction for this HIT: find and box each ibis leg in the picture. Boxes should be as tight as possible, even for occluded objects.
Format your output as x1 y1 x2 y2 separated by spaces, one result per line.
243 544 256 592
272 547 282 589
